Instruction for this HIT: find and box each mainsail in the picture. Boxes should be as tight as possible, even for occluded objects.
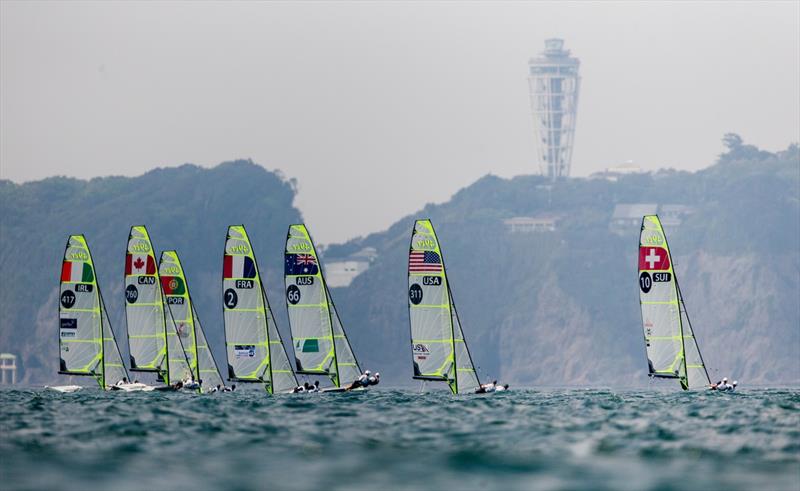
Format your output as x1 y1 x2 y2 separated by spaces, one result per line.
408 219 480 394
284 224 361 388
59 235 129 389
160 250 224 392
639 215 711 390
124 226 168 376
222 225 297 394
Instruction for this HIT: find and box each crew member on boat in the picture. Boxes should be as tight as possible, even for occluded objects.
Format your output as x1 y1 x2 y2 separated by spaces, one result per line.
710 378 737 391
345 370 379 391
475 380 497 394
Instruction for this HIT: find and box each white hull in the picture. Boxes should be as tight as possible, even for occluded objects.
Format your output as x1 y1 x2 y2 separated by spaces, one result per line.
47 385 83 393
110 382 155 392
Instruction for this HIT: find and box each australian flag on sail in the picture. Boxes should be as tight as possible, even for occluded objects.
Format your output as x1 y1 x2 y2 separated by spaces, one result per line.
285 253 319 275
409 251 442 272
223 255 257 279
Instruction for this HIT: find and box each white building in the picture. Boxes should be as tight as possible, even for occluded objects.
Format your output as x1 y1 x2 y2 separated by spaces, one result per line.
324 247 378 288
610 203 658 234
504 215 559 233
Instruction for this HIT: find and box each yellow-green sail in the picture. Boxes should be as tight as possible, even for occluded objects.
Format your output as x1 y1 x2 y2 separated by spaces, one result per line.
284 224 361 388
59 234 128 389
124 226 168 379
408 219 480 394
160 250 224 392
639 215 711 390
222 225 298 394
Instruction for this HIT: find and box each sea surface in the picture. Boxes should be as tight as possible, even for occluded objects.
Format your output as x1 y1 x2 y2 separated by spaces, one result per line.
1 387 798 491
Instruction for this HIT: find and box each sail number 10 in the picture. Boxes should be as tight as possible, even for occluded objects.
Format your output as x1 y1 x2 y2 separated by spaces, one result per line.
639 272 672 293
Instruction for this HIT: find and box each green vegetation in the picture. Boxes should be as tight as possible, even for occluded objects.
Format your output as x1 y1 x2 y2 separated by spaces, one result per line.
331 136 799 386
0 160 302 383
1 137 797 386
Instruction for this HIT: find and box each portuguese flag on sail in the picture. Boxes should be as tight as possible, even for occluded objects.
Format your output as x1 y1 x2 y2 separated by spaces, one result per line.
161 276 186 295
61 261 94 283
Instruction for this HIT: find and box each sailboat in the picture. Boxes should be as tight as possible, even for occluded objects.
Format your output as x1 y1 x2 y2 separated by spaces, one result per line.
639 215 711 390
57 235 129 391
222 225 298 394
408 219 481 394
284 224 362 391
124 225 169 382
159 250 225 393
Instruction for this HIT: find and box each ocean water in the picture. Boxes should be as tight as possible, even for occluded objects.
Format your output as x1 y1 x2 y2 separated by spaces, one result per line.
1 388 798 491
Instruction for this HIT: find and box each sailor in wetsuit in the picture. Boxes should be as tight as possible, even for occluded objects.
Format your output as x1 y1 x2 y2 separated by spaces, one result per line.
345 370 376 391
475 380 497 394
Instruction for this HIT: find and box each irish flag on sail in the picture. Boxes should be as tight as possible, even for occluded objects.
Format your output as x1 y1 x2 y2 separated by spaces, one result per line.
61 261 94 283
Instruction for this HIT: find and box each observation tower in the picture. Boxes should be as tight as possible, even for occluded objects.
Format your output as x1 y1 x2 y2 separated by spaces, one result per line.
528 39 581 179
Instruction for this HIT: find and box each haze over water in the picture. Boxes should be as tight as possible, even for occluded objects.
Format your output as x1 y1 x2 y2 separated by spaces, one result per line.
2 388 798 490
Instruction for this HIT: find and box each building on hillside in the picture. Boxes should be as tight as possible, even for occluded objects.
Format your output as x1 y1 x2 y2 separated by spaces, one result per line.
610 203 658 234
659 204 696 229
0 353 17 385
528 38 581 180
610 203 695 234
589 162 644 182
323 247 378 288
504 215 560 233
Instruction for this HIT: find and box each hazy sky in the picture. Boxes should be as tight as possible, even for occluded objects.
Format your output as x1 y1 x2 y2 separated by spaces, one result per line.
2 2 798 244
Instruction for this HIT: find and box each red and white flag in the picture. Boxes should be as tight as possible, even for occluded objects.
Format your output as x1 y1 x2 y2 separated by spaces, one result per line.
125 254 156 275
638 247 670 271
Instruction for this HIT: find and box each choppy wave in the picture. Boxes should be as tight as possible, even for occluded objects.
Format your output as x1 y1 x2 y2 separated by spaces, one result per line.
1 388 798 491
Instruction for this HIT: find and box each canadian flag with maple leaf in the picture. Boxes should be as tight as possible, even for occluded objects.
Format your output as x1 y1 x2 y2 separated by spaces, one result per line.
125 253 156 275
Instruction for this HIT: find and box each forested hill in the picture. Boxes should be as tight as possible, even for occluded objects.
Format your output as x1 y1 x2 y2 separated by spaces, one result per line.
327 137 800 387
2 139 798 387
0 160 303 384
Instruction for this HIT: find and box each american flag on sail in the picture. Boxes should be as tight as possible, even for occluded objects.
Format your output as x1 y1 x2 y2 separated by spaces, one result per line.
409 251 442 272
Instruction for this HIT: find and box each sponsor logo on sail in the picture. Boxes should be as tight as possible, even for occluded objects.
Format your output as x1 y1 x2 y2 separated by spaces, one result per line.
228 244 250 255
234 345 256 358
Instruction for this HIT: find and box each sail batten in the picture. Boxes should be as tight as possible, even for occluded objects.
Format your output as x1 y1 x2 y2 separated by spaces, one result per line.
284 224 361 388
408 220 480 394
638 215 710 390
223 225 297 394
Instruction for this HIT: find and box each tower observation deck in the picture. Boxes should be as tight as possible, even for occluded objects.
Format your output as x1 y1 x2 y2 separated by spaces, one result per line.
528 39 581 179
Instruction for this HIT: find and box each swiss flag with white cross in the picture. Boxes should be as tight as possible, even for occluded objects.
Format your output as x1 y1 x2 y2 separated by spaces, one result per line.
638 247 670 271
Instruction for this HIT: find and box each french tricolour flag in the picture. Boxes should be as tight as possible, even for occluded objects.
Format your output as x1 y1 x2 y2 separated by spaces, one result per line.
223 255 257 279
